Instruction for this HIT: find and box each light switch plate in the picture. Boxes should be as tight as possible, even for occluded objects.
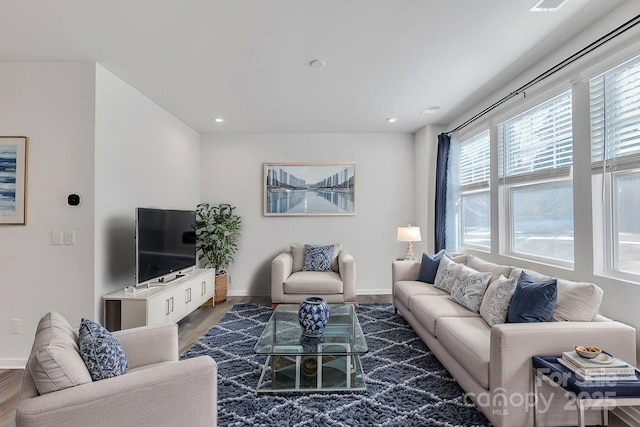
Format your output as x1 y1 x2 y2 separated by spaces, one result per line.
51 231 63 245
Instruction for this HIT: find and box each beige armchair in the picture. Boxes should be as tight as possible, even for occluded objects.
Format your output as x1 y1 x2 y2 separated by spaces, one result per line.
271 243 356 306
15 312 217 427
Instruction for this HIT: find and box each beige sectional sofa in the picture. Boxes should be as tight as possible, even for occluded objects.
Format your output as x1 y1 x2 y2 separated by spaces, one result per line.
392 253 637 427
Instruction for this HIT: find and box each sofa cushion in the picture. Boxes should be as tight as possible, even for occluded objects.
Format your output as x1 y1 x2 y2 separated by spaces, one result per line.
28 312 93 395
508 267 550 282
79 318 128 381
466 255 513 284
417 250 445 283
394 280 448 308
284 271 344 294
507 272 558 323
449 264 491 313
292 243 341 273
480 275 517 326
450 254 468 265
552 279 603 321
435 317 491 389
303 244 334 272
409 295 480 336
433 255 464 293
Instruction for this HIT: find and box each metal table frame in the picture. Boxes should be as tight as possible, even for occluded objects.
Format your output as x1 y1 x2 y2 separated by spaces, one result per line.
532 362 640 427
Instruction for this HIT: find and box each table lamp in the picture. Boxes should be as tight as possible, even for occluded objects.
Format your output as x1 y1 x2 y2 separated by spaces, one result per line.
397 225 422 260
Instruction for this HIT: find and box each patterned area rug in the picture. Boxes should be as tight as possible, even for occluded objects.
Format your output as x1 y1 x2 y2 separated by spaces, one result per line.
180 303 491 426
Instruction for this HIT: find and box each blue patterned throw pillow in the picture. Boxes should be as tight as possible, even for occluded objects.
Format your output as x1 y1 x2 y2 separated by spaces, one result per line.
303 244 334 272
79 318 128 381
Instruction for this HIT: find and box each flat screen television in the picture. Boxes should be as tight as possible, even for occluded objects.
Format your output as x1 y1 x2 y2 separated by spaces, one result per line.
135 207 197 284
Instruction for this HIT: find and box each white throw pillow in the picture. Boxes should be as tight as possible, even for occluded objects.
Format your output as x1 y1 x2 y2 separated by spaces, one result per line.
433 255 463 293
480 275 517 326
449 264 491 313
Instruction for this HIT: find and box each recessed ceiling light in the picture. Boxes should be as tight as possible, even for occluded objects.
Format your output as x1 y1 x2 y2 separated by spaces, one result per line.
386 117 398 123
309 59 326 69
214 118 224 123
529 0 566 12
420 106 441 114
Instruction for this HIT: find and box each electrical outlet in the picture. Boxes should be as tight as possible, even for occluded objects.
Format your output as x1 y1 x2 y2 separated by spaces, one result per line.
10 319 21 334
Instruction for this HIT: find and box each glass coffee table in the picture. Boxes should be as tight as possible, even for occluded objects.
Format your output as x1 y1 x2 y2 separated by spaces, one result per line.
254 303 368 393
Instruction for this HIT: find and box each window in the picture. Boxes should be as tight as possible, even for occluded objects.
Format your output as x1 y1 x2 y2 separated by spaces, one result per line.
590 54 640 278
498 90 574 264
459 131 491 249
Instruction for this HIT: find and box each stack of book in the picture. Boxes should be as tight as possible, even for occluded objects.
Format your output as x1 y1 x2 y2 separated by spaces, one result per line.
557 350 638 381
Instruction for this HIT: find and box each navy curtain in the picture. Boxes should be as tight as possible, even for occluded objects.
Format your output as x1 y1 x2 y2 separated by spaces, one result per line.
434 133 450 252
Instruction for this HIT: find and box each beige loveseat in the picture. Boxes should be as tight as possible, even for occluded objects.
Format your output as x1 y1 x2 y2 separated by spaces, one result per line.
271 243 356 305
392 254 637 427
15 312 217 427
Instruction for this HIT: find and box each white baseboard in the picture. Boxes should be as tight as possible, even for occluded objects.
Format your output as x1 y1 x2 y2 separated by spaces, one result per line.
0 358 27 369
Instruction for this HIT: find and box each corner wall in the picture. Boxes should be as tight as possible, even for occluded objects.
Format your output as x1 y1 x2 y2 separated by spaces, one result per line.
94 65 201 322
199 132 417 297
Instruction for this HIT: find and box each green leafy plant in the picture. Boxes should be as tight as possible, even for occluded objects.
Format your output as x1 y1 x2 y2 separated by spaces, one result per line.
195 203 242 274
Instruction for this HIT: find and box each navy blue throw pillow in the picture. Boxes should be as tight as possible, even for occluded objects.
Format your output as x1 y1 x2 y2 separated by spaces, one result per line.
79 318 128 381
417 251 444 283
507 271 558 323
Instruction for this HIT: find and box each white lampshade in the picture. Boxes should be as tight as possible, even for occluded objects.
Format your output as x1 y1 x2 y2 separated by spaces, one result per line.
397 225 421 260
397 225 422 242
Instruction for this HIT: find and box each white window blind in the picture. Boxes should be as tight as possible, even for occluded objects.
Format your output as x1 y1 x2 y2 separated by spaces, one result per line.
498 91 573 180
460 131 490 188
590 54 640 168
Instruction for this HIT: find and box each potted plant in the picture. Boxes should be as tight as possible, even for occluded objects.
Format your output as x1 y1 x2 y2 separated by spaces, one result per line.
195 203 242 303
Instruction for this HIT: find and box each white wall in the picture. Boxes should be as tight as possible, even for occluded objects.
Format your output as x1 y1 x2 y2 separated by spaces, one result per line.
0 63 201 366
439 1 640 353
94 65 201 321
200 133 417 296
0 62 96 367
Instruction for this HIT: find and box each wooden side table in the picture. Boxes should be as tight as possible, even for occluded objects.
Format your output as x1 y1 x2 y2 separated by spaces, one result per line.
532 356 640 427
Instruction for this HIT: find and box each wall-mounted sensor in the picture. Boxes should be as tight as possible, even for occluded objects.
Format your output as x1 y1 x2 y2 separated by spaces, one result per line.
67 194 81 206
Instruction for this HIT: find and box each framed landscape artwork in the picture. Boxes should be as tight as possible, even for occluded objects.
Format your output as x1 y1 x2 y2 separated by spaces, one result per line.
0 136 28 225
264 162 356 216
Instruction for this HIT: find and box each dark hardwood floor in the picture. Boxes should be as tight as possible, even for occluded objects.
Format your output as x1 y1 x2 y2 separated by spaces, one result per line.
0 295 391 426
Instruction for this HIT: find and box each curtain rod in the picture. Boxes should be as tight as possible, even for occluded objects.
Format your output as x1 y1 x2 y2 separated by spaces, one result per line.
445 13 640 135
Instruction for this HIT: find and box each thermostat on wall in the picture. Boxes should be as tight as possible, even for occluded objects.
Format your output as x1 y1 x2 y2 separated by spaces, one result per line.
67 194 81 206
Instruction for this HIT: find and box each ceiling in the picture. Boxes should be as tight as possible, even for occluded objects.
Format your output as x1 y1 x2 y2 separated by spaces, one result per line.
0 0 632 134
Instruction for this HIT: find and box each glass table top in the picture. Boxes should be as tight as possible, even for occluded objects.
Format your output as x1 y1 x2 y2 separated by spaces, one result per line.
254 304 368 356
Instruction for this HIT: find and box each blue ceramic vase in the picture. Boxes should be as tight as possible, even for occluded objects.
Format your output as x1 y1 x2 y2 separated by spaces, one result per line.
298 297 330 337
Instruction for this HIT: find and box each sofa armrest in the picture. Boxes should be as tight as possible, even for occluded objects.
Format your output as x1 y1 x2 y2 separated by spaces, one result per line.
338 251 356 303
113 323 178 369
271 251 293 304
392 260 420 283
490 320 636 394
16 356 217 427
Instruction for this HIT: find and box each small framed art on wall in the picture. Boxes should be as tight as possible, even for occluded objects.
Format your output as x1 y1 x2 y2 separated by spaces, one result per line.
0 136 28 225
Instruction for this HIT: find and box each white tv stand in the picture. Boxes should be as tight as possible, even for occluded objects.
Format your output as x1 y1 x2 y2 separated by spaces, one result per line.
103 268 215 331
